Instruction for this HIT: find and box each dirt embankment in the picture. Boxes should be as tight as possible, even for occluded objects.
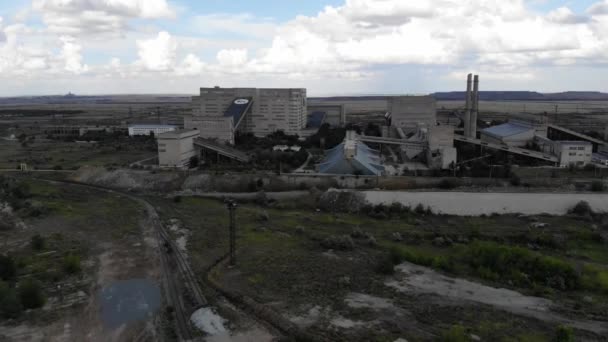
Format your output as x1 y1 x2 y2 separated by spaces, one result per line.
70 167 306 193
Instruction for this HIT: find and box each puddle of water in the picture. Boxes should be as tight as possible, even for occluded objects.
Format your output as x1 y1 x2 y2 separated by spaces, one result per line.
99 279 161 329
191 307 227 335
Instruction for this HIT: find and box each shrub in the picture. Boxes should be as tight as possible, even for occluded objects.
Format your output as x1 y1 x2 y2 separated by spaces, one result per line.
581 264 608 294
375 256 395 275
63 254 81 274
510 174 521 186
553 325 574 342
321 235 355 251
173 196 182 203
438 179 459 190
0 255 17 281
464 241 579 290
590 181 605 192
569 201 593 216
442 325 470 342
0 281 22 319
18 279 45 309
414 203 426 215
31 234 45 251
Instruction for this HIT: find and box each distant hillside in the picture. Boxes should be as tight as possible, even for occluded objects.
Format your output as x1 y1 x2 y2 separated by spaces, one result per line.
432 91 608 101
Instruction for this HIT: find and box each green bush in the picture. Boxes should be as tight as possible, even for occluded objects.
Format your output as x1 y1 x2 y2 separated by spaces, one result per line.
510 174 521 186
442 324 471 342
438 179 459 190
31 234 45 251
569 201 593 216
590 180 605 192
18 279 45 309
0 255 17 281
63 254 81 274
414 203 426 215
553 325 574 342
581 264 608 294
375 256 395 275
464 241 579 290
0 281 22 319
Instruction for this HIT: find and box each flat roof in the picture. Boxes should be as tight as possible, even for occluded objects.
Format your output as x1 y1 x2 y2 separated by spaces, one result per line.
157 129 198 138
129 124 176 129
557 140 593 145
481 122 534 139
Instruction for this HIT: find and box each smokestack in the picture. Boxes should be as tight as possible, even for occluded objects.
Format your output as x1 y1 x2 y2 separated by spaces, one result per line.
464 73 472 137
470 75 479 138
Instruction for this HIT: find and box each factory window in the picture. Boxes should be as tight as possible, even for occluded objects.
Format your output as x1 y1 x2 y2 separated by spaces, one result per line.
158 149 166 152
569 152 577 156
578 147 585 150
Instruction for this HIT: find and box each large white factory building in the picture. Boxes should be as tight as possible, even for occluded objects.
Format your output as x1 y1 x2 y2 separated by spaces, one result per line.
185 87 307 143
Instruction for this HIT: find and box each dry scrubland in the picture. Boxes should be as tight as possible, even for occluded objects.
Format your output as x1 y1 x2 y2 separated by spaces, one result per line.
0 178 160 341
0 139 155 170
151 192 608 341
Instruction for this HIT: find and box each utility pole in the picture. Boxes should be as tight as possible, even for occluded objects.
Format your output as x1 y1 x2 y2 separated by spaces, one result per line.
225 199 237 266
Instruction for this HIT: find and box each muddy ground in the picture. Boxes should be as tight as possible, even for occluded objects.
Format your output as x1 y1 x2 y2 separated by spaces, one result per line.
0 179 163 341
150 195 608 341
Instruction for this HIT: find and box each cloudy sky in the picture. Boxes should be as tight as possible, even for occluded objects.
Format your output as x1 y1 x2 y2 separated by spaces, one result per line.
1 0 608 96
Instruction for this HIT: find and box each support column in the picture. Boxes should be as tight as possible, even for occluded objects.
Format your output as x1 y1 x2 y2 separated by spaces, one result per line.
464 74 472 138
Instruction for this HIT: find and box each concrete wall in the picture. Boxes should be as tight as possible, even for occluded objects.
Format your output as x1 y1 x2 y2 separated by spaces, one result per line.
558 142 593 167
390 96 436 130
186 116 234 145
157 130 198 168
308 98 389 116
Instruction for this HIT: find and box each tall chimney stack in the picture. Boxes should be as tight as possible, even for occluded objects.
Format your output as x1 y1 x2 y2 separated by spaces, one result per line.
464 73 472 137
470 75 479 138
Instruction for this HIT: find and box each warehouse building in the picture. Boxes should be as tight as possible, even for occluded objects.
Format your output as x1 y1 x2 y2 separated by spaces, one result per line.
157 129 199 168
480 122 535 147
187 87 307 142
128 124 176 136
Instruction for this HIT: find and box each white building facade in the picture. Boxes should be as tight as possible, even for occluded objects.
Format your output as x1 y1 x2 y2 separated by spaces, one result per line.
556 141 592 167
157 129 199 168
129 124 176 136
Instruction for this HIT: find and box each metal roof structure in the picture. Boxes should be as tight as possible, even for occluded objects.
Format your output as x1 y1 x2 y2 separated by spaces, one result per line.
317 139 384 176
557 140 593 146
481 122 534 139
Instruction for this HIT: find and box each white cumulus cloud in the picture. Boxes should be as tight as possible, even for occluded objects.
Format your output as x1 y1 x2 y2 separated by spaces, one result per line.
136 31 177 71
217 49 248 67
59 36 88 74
32 0 174 36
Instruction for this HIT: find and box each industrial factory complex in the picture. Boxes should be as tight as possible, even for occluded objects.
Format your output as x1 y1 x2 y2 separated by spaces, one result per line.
150 75 608 173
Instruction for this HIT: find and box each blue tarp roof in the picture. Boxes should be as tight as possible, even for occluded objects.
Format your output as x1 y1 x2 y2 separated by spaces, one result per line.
318 140 384 176
224 97 252 127
482 122 533 139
